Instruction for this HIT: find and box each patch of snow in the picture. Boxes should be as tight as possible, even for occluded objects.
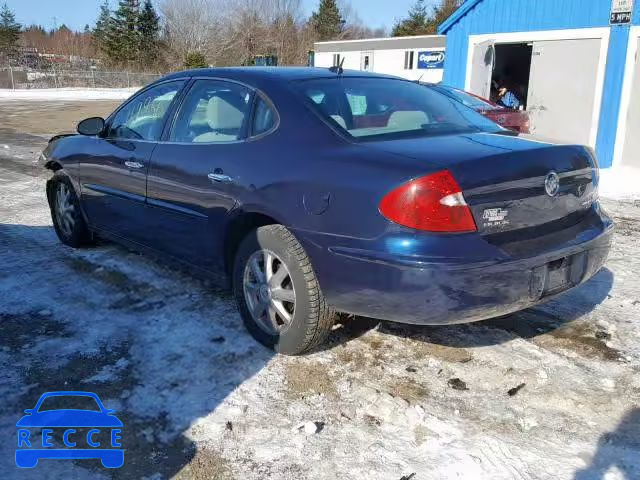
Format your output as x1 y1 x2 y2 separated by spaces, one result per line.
83 357 130 383
291 421 322 435
600 166 640 200
0 140 639 479
0 87 140 101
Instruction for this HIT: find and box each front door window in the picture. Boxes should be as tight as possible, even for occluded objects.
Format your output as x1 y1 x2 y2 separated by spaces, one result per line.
108 81 184 141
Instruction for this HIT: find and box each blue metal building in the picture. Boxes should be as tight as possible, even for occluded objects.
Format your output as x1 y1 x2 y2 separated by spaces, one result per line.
438 0 640 170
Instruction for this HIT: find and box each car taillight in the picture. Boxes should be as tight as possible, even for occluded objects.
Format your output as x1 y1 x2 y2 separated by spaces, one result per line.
379 170 477 233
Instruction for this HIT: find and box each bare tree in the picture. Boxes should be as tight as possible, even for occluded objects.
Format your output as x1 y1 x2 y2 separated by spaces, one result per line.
211 0 308 66
160 0 386 68
159 0 229 66
268 0 304 64
339 0 387 40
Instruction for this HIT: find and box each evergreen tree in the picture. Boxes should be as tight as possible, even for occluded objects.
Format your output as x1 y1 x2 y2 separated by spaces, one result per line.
184 52 207 69
107 0 141 65
93 0 112 56
310 0 345 41
428 0 462 30
138 0 160 66
0 3 21 61
391 0 431 37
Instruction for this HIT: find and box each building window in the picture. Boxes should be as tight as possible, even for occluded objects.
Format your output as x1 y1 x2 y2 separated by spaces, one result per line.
363 55 370 71
404 51 414 70
333 54 341 67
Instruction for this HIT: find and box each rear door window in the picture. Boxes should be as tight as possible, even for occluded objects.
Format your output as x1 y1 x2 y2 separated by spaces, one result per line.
251 96 277 137
170 80 253 143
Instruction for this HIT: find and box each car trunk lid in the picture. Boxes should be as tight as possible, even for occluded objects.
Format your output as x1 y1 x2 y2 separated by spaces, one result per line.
364 132 598 237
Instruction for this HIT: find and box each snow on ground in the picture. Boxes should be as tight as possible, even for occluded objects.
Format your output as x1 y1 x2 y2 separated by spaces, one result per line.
0 87 139 101
600 166 640 201
1 114 639 479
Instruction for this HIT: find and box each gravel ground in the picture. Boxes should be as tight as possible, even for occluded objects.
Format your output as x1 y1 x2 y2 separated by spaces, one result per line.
0 100 639 480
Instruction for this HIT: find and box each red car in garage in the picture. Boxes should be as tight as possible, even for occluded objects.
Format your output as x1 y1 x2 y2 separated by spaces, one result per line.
429 84 530 134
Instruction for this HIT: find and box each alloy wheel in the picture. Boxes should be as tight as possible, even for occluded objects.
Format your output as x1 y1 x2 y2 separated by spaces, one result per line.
243 249 296 335
55 183 76 237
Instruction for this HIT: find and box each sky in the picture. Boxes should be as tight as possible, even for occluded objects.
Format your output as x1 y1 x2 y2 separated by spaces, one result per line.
5 0 421 33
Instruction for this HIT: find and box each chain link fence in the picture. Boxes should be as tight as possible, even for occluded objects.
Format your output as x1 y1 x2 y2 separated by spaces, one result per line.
0 67 163 89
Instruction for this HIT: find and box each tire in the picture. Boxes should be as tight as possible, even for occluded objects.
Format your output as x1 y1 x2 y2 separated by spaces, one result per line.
48 173 93 248
233 225 336 355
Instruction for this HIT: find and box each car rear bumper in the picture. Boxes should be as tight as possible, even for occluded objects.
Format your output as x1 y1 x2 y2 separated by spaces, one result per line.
294 208 613 325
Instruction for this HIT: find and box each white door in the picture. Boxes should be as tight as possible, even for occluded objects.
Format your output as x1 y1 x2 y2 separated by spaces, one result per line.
527 38 602 146
469 40 495 99
621 37 640 167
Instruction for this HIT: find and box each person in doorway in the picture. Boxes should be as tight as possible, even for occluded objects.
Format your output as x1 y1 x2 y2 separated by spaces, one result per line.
496 81 521 109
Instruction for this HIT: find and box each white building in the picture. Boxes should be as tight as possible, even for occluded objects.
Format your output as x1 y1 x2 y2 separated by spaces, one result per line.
313 35 446 83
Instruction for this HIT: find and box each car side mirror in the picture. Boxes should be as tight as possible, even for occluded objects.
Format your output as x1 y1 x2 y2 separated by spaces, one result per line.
23 409 34 414
77 117 105 136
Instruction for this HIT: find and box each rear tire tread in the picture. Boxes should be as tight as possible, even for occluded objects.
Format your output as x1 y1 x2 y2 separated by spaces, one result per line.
269 224 335 354
234 224 335 355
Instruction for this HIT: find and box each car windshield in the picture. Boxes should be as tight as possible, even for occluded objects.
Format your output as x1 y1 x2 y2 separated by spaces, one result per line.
38 395 101 412
293 77 504 142
433 85 501 111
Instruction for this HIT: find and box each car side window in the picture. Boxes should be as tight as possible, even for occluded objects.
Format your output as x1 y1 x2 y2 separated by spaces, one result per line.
251 96 277 136
170 80 252 143
107 81 183 141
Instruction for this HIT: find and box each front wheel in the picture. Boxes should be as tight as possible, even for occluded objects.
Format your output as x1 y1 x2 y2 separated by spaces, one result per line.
48 174 93 248
233 225 336 355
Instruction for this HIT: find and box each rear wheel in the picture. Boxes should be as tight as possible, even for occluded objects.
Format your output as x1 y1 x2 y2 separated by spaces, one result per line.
233 225 335 355
49 174 93 248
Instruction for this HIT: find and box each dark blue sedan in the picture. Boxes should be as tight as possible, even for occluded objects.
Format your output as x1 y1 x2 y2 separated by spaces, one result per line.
41 67 613 354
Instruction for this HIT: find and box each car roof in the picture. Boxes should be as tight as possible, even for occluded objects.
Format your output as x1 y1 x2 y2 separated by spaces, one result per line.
38 391 100 398
159 66 402 84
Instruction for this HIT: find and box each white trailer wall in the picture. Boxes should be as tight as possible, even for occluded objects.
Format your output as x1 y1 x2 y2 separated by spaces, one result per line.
314 36 446 83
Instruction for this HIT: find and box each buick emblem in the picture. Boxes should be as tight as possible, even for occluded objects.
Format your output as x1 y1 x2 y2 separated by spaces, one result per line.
545 171 560 197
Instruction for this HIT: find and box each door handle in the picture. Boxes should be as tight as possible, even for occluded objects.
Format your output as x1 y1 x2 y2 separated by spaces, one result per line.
125 160 144 169
208 173 234 184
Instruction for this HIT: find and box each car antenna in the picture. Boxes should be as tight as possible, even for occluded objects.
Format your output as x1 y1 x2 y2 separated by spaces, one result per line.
329 56 345 75
415 72 425 84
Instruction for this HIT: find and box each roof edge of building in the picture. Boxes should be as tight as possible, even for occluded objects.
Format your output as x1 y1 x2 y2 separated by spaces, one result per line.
438 0 484 34
314 34 445 46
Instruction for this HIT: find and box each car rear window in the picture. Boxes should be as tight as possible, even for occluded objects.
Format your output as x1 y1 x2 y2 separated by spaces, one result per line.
293 77 503 142
38 395 101 412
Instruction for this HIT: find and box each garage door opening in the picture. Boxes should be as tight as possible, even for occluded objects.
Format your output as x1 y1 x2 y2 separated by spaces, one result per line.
491 43 532 109
469 36 602 146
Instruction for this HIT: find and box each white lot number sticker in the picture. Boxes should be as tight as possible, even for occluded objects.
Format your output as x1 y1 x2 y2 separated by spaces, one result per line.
483 208 510 228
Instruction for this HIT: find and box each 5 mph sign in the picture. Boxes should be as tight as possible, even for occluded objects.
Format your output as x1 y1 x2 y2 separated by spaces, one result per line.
611 0 633 24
